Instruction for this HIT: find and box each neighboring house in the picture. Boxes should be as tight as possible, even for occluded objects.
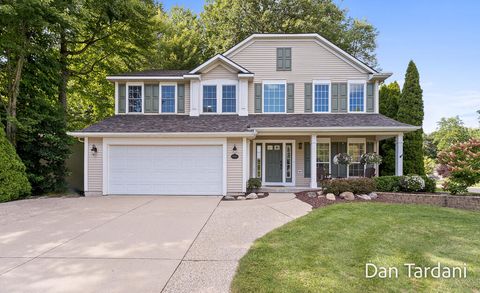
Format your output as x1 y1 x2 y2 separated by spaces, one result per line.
69 34 417 196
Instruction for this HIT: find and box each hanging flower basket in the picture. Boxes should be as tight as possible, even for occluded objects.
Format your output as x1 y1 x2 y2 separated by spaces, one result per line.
360 153 383 165
333 153 352 165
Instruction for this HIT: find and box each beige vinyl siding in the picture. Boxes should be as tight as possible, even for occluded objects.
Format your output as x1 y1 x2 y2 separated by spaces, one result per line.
87 137 103 193
202 63 238 81
228 39 369 114
227 138 243 194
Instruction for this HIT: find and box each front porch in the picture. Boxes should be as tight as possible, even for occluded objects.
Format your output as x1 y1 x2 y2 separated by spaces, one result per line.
247 133 404 189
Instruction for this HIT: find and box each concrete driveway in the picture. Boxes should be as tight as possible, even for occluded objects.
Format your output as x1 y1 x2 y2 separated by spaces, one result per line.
0 194 310 293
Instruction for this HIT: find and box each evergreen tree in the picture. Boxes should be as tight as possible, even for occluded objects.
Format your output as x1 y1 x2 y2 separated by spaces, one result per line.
397 61 425 175
378 82 400 175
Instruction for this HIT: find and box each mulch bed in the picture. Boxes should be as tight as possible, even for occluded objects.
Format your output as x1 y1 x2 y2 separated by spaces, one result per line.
295 190 394 209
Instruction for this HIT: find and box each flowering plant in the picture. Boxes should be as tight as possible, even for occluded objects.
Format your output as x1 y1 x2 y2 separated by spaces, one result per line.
360 153 382 165
400 175 425 192
333 153 352 165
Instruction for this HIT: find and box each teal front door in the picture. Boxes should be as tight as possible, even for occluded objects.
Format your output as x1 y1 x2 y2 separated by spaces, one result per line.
265 143 283 182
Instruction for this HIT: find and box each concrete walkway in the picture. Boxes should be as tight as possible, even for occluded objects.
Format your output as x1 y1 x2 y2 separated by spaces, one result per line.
0 193 310 292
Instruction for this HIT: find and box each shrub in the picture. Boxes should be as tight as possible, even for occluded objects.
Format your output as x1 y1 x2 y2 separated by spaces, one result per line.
399 175 425 192
247 178 262 190
437 139 480 194
0 125 31 202
421 176 436 193
374 176 401 192
323 178 376 195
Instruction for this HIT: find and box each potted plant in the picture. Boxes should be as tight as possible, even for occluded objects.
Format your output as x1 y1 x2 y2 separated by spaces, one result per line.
333 153 352 165
247 178 262 194
360 153 383 165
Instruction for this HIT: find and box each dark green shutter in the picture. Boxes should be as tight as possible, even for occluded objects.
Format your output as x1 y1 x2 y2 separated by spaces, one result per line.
339 83 347 113
152 85 159 112
118 83 126 113
287 83 294 113
276 48 284 70
331 83 339 112
177 84 185 113
366 83 374 112
304 142 311 178
284 48 292 70
304 83 312 113
144 84 159 113
254 83 262 113
331 142 348 178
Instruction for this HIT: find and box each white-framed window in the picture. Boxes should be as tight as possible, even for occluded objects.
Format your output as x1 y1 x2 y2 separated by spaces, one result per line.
316 138 331 177
348 80 366 113
263 80 286 113
313 80 331 113
348 138 366 177
161 84 176 113
127 82 143 113
201 80 238 114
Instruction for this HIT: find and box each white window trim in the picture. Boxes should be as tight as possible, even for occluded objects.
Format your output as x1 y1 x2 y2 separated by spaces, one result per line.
159 83 177 114
126 82 144 114
316 137 331 176
200 79 239 114
262 80 287 114
347 137 366 178
347 80 367 113
312 80 331 113
252 139 296 186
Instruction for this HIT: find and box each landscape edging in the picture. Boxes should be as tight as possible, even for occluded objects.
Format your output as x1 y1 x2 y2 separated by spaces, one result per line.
377 192 480 211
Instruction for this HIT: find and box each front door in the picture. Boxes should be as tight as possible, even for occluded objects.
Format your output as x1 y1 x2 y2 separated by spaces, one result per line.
265 143 282 182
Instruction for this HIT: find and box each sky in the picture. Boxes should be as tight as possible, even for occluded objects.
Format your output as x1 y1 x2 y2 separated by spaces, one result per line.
161 0 480 133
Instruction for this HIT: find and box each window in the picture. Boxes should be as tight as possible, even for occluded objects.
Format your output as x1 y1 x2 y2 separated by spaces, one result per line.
286 143 292 182
128 85 142 113
314 83 330 112
203 85 217 113
161 85 175 113
263 83 286 113
317 141 330 177
348 140 365 177
256 144 262 178
277 48 292 71
349 83 365 112
222 85 236 113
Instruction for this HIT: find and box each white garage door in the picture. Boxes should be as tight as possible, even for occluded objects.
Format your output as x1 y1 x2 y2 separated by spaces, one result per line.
108 145 223 195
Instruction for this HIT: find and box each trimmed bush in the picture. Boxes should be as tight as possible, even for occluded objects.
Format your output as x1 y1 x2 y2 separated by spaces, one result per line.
422 176 436 193
0 125 31 202
374 175 436 193
374 176 401 192
322 178 376 195
400 175 425 192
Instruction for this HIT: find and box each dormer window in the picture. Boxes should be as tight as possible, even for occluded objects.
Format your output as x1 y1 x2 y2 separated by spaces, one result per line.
276 48 292 71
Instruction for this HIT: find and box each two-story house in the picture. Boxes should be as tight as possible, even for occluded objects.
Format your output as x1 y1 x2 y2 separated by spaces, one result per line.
69 34 417 196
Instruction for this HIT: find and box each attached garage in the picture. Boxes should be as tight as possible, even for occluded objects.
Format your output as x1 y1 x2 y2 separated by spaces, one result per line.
107 144 224 195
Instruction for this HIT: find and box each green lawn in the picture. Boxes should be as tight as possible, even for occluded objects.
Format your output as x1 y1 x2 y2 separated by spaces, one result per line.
231 203 480 293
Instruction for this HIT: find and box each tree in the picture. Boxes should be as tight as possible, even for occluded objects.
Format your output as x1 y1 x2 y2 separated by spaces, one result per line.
0 122 31 202
397 61 425 175
201 0 379 68
432 117 471 152
378 82 400 175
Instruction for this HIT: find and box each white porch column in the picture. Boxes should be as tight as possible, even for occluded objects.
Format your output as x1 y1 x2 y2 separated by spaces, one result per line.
395 133 404 176
310 135 317 188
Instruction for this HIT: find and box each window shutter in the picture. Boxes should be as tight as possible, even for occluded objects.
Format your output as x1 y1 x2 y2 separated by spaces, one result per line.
254 83 262 113
339 142 348 177
287 83 295 113
284 48 292 70
366 83 374 112
331 83 339 112
177 83 185 113
304 142 311 178
276 48 284 70
339 83 348 113
144 84 153 113
152 85 159 113
330 142 338 178
304 83 312 113
118 83 126 113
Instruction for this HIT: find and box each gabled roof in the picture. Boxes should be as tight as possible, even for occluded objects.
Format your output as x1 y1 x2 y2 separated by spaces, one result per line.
223 33 378 74
188 54 252 74
106 69 189 80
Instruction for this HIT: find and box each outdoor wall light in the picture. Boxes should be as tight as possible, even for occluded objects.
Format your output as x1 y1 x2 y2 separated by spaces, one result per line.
91 144 98 155
231 144 239 159
298 142 303 150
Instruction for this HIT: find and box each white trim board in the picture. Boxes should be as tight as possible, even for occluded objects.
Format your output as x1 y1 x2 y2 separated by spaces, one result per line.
189 54 250 74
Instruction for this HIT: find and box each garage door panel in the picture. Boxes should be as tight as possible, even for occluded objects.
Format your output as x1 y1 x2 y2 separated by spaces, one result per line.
108 145 223 195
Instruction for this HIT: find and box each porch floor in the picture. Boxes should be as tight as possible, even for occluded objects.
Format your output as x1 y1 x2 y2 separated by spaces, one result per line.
259 186 319 193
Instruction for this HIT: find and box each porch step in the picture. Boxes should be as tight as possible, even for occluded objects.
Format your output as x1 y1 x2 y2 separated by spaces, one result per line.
259 186 319 193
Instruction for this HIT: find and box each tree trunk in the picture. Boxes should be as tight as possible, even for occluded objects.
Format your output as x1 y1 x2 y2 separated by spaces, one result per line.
6 54 25 146
58 30 69 111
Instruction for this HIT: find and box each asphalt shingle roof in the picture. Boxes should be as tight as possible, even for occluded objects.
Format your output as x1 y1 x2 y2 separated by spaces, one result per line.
79 114 414 133
108 69 190 77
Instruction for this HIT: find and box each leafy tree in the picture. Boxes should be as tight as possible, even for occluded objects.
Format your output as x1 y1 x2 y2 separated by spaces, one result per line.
379 82 400 175
0 122 31 202
147 7 206 70
432 116 471 152
201 0 379 67
397 61 425 175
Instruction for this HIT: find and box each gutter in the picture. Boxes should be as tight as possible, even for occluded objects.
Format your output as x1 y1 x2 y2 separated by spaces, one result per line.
67 131 257 138
251 126 420 133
